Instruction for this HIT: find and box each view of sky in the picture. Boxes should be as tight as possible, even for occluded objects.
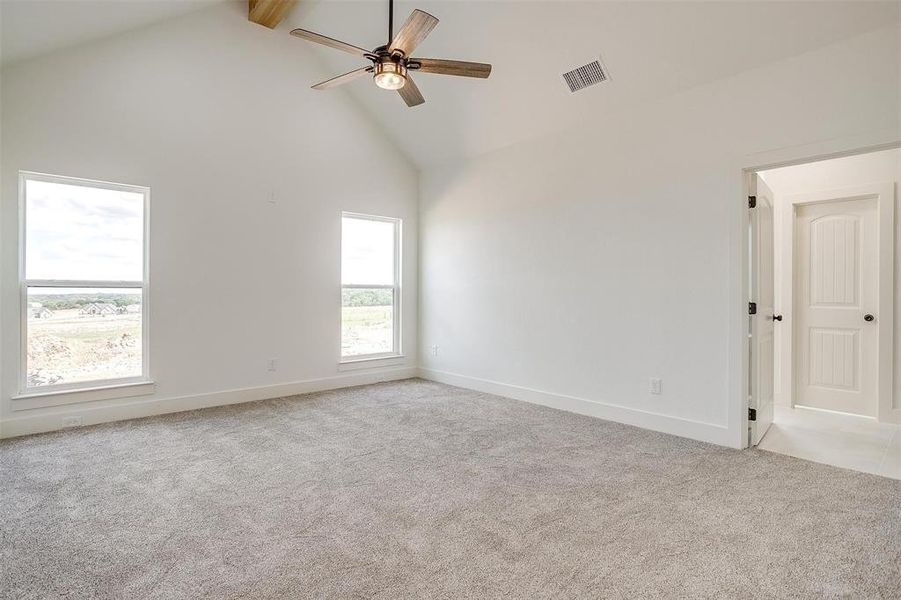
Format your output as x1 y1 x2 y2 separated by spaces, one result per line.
342 216 396 285
25 179 144 282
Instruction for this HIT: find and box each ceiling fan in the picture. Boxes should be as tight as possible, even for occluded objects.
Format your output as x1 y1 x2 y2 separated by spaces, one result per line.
289 0 491 107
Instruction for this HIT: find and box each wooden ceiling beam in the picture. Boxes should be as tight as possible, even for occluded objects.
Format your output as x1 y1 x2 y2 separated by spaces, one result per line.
249 0 298 29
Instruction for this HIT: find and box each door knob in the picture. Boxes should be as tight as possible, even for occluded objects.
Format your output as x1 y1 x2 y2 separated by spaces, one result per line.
772 315 783 322
864 314 875 322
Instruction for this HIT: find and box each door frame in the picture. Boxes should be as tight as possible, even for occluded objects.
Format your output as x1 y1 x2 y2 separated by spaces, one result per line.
738 137 901 448
781 184 894 419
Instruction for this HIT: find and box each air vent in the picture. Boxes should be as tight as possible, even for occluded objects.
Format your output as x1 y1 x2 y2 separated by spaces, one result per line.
563 59 609 93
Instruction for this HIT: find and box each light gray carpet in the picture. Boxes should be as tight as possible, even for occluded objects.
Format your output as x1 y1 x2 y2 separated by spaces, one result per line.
1 379 899 599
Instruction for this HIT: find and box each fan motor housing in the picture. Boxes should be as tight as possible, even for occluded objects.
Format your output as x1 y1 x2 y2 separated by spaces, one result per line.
374 57 407 77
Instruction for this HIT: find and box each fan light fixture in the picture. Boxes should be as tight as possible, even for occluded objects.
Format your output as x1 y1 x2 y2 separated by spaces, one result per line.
374 61 407 90
289 0 492 108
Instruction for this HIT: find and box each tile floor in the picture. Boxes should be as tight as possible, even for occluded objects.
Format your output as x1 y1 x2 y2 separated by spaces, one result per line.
758 404 900 480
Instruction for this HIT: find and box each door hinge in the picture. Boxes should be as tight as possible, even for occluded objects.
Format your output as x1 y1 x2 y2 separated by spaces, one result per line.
748 195 757 208
748 408 757 421
749 302 757 315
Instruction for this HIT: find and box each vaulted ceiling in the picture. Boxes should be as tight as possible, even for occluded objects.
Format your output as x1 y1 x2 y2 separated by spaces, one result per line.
0 0 223 65
2 1 898 167
288 0 899 166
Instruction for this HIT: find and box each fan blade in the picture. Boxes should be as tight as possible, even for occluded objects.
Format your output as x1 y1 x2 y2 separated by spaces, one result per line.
388 9 438 56
311 67 372 90
289 28 370 57
411 58 492 79
398 76 425 107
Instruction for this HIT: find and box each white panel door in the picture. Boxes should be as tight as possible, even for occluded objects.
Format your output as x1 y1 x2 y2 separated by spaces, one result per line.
750 175 775 445
795 197 878 416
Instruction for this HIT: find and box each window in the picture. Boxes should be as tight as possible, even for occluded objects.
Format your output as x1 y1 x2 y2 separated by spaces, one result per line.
341 213 401 360
20 172 149 392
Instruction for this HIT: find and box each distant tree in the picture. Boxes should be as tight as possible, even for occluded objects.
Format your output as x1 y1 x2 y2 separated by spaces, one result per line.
342 288 392 307
31 293 140 310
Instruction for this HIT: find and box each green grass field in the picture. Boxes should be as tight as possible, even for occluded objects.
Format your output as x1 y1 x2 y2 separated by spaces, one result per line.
342 305 393 357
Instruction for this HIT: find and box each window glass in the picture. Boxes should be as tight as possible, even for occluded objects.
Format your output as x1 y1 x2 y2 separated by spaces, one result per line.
26 287 143 387
341 217 395 286
341 288 394 357
21 173 148 391
25 179 144 281
341 214 400 359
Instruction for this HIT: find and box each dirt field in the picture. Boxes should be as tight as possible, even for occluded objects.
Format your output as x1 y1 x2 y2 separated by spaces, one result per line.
27 304 385 385
27 308 142 386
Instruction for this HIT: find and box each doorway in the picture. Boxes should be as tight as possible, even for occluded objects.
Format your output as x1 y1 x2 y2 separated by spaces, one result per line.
748 147 900 478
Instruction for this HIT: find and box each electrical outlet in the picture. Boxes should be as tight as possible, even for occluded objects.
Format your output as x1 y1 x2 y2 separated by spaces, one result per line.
267 358 278 372
649 378 662 395
430 345 439 357
62 416 84 428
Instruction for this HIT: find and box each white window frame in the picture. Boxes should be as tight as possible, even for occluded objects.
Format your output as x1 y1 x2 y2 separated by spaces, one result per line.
17 171 152 396
340 211 402 363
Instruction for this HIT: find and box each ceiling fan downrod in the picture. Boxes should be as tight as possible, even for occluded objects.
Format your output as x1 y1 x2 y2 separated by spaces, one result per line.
388 0 394 45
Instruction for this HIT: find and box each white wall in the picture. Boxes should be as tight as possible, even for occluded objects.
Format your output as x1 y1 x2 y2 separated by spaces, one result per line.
761 149 900 413
419 24 900 448
0 3 419 437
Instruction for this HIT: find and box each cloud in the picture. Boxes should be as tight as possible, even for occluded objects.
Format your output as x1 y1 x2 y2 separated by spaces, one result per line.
26 180 144 281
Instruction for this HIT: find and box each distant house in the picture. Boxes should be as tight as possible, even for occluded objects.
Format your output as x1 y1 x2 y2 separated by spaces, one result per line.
125 304 142 314
28 304 53 319
80 302 118 317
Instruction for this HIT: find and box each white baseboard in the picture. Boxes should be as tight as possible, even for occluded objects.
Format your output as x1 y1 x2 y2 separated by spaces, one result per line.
418 368 736 448
878 407 901 425
3 365 737 447
1 367 418 439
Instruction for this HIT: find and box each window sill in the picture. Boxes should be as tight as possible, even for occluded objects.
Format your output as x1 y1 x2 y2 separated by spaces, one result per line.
338 355 406 371
11 380 156 411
